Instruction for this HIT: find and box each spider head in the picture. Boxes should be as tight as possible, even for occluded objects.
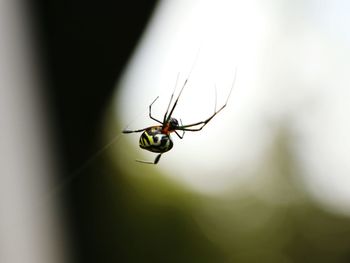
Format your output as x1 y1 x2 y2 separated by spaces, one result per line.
169 118 179 130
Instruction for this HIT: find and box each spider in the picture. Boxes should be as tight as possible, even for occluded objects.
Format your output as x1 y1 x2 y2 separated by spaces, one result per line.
122 72 236 164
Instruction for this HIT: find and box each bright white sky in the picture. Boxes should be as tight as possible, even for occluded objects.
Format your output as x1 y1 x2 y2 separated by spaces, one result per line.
115 0 350 215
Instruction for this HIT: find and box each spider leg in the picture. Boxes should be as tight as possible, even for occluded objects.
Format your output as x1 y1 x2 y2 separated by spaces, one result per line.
164 55 199 123
175 130 185 139
176 100 227 132
163 73 180 123
123 96 163 134
175 68 237 132
165 77 188 123
135 153 162 164
149 96 163 124
122 128 146 133
174 119 185 138
123 96 162 134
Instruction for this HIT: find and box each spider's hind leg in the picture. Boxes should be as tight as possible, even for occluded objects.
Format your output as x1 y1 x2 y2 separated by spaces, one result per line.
135 153 162 164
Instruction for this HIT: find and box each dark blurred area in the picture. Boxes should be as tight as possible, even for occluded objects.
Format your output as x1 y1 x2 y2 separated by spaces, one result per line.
31 1 158 262
32 1 157 173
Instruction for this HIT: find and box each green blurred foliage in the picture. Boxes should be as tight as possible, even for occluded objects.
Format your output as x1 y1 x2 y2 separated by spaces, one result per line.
76 122 350 262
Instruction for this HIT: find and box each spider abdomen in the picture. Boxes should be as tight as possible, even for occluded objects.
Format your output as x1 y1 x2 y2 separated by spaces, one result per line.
139 126 173 153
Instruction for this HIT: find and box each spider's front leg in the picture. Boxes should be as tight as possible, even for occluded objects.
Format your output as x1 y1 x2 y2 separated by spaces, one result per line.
174 119 185 139
149 96 163 124
177 103 227 132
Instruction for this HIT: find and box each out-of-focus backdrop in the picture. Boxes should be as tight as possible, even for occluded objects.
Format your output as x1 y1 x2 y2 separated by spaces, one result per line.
2 0 350 262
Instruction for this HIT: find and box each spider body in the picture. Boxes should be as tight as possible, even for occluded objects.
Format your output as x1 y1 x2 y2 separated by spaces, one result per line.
123 71 236 164
139 126 174 153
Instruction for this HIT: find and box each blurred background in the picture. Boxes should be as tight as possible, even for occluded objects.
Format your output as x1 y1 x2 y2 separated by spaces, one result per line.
2 0 350 262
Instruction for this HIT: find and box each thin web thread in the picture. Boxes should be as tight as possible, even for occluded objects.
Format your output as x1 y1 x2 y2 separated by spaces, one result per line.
46 133 123 200
44 101 151 202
